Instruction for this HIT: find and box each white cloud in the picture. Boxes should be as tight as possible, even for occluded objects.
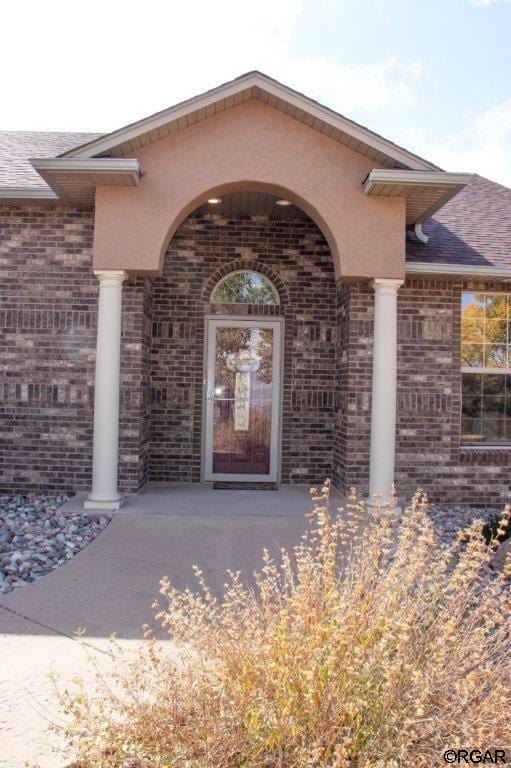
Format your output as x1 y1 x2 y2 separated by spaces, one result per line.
468 0 510 5
0 0 423 131
274 57 423 116
429 100 511 187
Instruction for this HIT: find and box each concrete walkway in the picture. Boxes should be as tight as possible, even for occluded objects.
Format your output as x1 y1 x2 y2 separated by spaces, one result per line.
0 483 336 768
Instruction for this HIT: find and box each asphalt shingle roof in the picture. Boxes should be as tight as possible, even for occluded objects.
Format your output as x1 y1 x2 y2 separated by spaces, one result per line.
406 174 511 269
0 130 103 189
1 131 510 271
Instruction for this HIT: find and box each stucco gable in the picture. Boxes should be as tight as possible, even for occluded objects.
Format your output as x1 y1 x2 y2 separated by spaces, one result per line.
60 71 439 172
91 98 407 280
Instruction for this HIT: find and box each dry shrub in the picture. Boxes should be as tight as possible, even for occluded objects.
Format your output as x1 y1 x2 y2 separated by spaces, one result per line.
61 483 511 767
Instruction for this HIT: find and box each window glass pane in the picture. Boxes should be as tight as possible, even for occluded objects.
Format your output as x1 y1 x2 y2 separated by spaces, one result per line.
461 293 485 367
461 415 483 442
462 395 481 418
461 294 511 442
484 294 508 320
461 372 510 443
462 319 485 343
461 292 511 370
484 344 507 368
482 374 506 395
461 343 484 367
211 271 279 305
481 418 506 441
485 318 507 344
462 292 486 315
462 373 483 396
481 395 505 416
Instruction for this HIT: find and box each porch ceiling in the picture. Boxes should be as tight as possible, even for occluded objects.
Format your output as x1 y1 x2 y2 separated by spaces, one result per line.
191 191 309 220
364 169 473 227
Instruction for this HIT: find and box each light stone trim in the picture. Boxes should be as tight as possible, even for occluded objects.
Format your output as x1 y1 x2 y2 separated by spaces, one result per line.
368 278 404 503
84 270 128 510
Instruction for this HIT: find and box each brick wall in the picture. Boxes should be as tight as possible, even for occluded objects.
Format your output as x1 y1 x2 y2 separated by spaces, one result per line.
395 278 511 506
337 277 511 506
0 205 97 492
0 204 150 494
395 279 458 498
119 277 153 492
1 204 510 505
149 215 337 485
333 282 373 491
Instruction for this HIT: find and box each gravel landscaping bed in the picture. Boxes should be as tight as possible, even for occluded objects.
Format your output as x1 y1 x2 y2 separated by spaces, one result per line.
426 505 499 544
0 493 112 595
423 504 511 582
0 493 508 598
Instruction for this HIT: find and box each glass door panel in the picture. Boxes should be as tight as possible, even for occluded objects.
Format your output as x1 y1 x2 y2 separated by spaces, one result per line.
204 320 281 481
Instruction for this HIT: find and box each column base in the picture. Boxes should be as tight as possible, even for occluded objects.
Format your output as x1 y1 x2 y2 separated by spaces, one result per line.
365 498 401 515
84 496 126 511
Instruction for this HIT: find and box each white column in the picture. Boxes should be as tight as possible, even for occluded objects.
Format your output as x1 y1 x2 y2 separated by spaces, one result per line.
368 278 403 503
84 270 128 510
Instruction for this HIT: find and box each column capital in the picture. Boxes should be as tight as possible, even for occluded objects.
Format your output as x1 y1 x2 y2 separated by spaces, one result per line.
94 270 128 287
370 278 404 294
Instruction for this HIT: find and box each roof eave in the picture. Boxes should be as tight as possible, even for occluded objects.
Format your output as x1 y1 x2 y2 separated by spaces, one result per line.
27 157 141 203
30 157 140 179
0 187 59 203
406 261 511 281
59 71 439 171
364 169 473 192
364 170 473 226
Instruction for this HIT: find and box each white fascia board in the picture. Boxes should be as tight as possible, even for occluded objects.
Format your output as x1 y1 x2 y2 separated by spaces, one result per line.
364 169 473 193
29 157 140 178
29 158 140 199
60 71 439 171
0 187 59 201
406 261 511 279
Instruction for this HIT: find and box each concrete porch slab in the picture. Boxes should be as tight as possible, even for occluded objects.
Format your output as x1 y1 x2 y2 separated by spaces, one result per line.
64 482 344 517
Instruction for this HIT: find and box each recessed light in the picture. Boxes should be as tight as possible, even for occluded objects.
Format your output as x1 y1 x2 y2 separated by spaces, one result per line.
207 197 222 205
275 199 292 206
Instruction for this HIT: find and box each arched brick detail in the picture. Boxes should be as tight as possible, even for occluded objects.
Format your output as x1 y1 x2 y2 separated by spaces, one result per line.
201 259 289 306
149 214 336 487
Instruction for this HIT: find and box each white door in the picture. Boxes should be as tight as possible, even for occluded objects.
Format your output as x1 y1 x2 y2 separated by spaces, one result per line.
204 318 282 482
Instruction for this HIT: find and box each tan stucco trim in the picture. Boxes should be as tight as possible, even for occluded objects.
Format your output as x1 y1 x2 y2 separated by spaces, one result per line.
62 71 439 172
92 100 406 281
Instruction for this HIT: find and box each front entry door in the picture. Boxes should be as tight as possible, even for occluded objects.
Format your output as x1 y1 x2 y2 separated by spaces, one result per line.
204 318 282 482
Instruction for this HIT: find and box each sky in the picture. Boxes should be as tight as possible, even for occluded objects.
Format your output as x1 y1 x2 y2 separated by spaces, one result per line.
1 0 510 185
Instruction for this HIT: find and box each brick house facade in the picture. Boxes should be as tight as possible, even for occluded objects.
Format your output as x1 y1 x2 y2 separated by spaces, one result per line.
1 73 510 507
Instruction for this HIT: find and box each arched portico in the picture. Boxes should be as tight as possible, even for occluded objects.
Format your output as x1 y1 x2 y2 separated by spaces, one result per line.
85 97 409 509
92 100 406 280
0 70 476 507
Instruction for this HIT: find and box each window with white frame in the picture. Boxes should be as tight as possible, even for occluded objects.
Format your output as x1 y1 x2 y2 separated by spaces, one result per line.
461 292 511 444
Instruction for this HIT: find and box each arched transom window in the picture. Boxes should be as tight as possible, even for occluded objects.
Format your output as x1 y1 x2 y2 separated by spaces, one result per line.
211 270 279 305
